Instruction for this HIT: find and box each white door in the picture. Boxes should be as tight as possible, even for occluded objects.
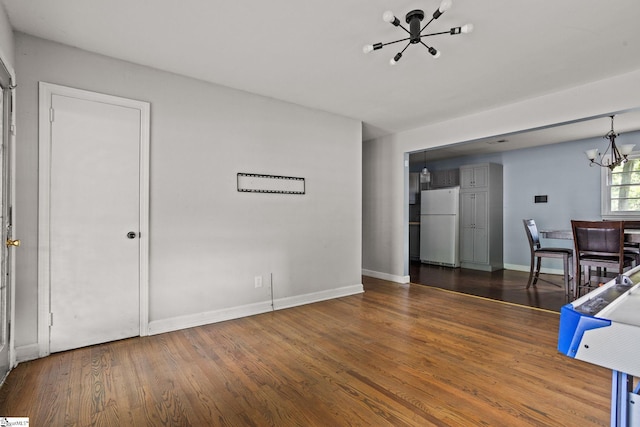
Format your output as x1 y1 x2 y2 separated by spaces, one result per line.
0 62 15 380
40 83 150 354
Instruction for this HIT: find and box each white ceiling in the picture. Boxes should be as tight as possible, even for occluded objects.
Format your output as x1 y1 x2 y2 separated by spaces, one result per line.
2 0 640 151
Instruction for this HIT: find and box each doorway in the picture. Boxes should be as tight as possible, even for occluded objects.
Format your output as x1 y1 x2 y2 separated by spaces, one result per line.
38 83 150 354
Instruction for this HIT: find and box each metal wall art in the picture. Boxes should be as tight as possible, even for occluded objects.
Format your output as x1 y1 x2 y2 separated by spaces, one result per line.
237 173 305 195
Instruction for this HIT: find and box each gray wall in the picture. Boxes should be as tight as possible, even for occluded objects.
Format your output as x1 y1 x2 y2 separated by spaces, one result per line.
363 69 640 283
13 33 362 358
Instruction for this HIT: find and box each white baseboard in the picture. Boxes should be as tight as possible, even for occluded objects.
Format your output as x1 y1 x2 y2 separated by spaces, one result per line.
362 269 410 284
274 284 364 310
148 283 364 336
148 300 274 335
15 343 40 364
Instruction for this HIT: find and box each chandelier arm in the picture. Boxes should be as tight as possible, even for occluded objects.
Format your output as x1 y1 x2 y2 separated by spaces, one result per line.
418 41 441 57
589 156 620 170
420 30 454 37
420 17 436 33
588 139 626 170
419 40 434 50
379 37 412 48
610 139 623 165
399 42 411 54
395 23 412 36
589 158 618 171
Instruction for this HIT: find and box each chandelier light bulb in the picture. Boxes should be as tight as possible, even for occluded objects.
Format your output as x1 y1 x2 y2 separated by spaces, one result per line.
460 24 474 33
439 0 453 13
585 149 599 161
428 47 441 58
620 144 636 155
363 44 374 54
382 11 395 23
390 52 402 65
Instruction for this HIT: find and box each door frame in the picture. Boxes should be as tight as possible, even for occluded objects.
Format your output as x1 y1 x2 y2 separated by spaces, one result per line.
37 82 150 357
0 55 16 378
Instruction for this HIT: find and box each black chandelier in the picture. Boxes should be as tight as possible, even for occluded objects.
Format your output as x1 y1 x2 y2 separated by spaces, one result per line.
363 0 472 65
585 115 635 170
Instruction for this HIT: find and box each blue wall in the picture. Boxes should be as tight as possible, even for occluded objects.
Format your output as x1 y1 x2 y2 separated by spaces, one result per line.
419 130 640 270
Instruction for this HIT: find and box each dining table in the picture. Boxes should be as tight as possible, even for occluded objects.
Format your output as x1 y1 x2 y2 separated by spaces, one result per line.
540 228 640 301
540 229 640 243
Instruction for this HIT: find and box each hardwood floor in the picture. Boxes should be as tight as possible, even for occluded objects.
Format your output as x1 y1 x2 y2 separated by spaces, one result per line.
0 276 609 426
410 261 573 312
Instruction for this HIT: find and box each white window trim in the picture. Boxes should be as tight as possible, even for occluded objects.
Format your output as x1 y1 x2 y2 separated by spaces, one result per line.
601 153 640 220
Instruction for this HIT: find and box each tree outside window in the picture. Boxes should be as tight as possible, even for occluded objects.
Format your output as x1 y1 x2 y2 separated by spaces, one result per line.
604 156 640 216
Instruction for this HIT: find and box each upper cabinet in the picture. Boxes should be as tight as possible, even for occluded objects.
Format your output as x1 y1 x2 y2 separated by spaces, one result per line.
460 164 489 189
431 168 460 189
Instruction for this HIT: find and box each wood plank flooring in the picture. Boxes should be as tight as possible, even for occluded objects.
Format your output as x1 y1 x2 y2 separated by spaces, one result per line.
410 261 572 312
0 276 610 426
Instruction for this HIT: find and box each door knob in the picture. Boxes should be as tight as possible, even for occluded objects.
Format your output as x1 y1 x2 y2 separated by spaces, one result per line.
127 232 137 239
6 239 20 247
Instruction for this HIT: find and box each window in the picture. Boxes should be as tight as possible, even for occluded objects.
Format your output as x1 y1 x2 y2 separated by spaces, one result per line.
602 155 640 218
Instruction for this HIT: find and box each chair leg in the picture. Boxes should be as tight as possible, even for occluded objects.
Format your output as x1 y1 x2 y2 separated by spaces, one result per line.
526 253 535 289
573 260 588 299
533 256 542 286
574 261 582 299
563 255 571 296
579 265 592 298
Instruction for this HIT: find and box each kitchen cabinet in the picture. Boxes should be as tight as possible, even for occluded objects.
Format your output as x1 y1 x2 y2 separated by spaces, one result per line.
460 192 488 264
459 163 503 271
431 168 459 189
460 164 488 189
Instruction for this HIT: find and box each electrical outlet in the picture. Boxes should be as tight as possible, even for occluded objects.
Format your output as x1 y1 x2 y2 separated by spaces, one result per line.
254 276 263 288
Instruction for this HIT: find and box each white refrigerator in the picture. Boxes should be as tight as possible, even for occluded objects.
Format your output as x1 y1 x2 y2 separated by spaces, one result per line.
420 187 460 267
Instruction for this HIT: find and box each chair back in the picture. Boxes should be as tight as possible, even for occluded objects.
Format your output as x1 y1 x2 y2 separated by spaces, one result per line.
571 220 625 258
623 220 640 229
622 221 640 247
523 219 541 251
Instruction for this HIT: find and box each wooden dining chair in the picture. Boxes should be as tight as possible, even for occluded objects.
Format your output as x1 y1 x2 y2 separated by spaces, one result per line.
571 220 635 298
623 220 640 266
522 219 573 295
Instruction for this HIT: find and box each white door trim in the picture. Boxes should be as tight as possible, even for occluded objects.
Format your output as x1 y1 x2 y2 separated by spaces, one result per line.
0 55 16 379
37 82 150 357
8 79 16 371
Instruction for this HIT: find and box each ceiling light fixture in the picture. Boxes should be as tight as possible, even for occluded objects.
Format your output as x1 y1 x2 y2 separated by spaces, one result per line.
585 115 635 170
363 0 472 65
421 150 431 185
